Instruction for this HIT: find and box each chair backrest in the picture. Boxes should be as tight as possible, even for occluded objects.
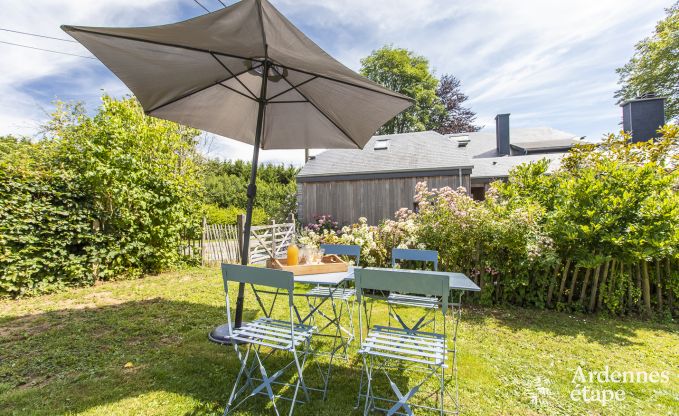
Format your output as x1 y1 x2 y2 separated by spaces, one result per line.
221 264 295 331
321 244 361 264
355 267 449 312
391 248 438 271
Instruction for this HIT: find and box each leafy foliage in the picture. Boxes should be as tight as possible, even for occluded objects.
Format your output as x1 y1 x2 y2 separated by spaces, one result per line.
615 2 679 121
433 74 480 134
0 96 203 297
304 214 340 234
203 159 298 222
360 45 445 134
301 129 678 315
360 46 478 135
204 204 267 226
496 128 679 314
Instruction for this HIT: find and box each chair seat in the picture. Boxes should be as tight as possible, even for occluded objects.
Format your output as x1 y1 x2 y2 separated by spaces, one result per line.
230 318 314 350
358 325 448 366
387 293 440 309
305 286 356 301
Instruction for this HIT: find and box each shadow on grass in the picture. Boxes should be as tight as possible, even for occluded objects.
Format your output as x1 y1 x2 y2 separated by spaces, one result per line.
0 299 368 415
461 304 678 347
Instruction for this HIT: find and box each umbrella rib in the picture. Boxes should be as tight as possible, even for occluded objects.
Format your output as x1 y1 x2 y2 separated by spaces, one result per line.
275 63 414 103
210 53 259 100
256 0 268 58
61 26 257 64
273 66 361 148
61 27 410 104
268 100 307 104
267 76 317 102
218 83 258 102
146 64 260 113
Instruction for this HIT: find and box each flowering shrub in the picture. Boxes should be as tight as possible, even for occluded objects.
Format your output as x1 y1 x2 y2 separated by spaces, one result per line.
300 217 388 266
304 214 340 234
297 129 678 315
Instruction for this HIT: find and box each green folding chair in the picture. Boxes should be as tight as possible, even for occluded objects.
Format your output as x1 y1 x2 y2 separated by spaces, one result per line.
388 249 441 331
355 267 456 415
220 264 315 416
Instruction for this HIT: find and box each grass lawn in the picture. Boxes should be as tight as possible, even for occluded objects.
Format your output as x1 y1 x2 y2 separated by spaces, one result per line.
1 267 677 415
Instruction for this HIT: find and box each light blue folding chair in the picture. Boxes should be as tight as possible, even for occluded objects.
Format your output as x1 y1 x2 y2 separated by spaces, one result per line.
220 264 315 416
355 268 454 415
388 249 441 331
304 244 359 358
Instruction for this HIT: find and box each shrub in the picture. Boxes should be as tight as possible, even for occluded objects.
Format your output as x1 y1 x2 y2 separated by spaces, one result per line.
0 96 204 297
204 205 267 226
304 214 340 234
298 128 678 315
203 159 298 222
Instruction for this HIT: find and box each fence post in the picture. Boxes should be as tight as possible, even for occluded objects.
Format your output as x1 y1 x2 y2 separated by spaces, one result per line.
201 216 207 266
289 212 296 231
271 219 277 258
237 214 247 264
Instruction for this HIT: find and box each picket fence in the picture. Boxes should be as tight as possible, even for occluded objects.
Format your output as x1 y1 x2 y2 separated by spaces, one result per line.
200 215 295 266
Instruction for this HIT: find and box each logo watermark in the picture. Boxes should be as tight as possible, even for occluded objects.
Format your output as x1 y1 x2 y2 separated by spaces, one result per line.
528 376 553 405
569 366 670 406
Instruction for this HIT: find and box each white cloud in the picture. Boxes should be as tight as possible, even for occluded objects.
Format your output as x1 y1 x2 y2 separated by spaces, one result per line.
0 0 180 136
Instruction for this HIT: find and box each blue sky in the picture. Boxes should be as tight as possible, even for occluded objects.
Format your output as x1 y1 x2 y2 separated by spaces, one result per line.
0 0 671 165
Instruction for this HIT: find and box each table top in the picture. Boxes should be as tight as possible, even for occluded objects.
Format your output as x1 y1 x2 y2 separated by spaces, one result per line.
293 266 355 285
360 267 480 292
293 266 479 292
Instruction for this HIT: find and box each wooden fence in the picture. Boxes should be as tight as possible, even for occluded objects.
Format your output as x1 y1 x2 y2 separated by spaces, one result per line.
201 222 241 265
200 214 295 266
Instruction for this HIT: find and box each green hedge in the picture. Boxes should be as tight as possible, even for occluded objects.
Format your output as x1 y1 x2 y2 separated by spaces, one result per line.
0 96 203 297
204 205 267 225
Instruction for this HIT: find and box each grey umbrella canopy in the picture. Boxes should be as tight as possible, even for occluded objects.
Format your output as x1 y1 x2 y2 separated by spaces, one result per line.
62 0 411 332
61 0 411 149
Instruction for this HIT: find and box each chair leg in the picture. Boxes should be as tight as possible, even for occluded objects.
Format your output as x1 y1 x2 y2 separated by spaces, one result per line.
294 343 311 402
224 343 252 415
254 349 281 416
440 365 445 416
362 355 374 416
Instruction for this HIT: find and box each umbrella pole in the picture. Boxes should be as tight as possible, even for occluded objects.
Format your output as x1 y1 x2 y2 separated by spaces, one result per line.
234 59 269 330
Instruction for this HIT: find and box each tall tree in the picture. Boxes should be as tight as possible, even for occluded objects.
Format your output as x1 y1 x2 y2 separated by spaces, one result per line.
433 74 480 134
360 46 445 134
615 2 679 121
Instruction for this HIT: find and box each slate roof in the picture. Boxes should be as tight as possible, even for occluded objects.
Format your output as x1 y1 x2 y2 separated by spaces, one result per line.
298 131 473 178
511 138 579 153
470 153 565 179
298 127 583 180
452 127 580 159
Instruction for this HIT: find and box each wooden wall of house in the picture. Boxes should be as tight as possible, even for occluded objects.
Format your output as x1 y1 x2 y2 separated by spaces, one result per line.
297 174 471 225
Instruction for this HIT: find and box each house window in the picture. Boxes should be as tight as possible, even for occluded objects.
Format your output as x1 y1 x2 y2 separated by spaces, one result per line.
373 139 390 150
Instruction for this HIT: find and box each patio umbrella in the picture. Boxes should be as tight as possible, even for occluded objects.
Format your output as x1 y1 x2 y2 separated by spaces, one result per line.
62 0 412 331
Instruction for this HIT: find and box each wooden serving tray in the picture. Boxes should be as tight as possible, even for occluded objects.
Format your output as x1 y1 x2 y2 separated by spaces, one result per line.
266 254 348 275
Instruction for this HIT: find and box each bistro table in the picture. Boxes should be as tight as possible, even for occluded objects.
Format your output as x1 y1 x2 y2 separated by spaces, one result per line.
293 266 356 347
345 267 479 291
289 266 356 399
267 265 480 402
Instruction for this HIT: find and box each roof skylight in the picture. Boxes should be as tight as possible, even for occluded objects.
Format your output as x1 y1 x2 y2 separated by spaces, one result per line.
374 139 390 150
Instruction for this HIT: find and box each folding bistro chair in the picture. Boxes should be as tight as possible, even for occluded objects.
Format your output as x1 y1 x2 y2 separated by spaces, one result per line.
355 268 455 415
388 249 441 331
304 244 359 355
220 264 315 416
